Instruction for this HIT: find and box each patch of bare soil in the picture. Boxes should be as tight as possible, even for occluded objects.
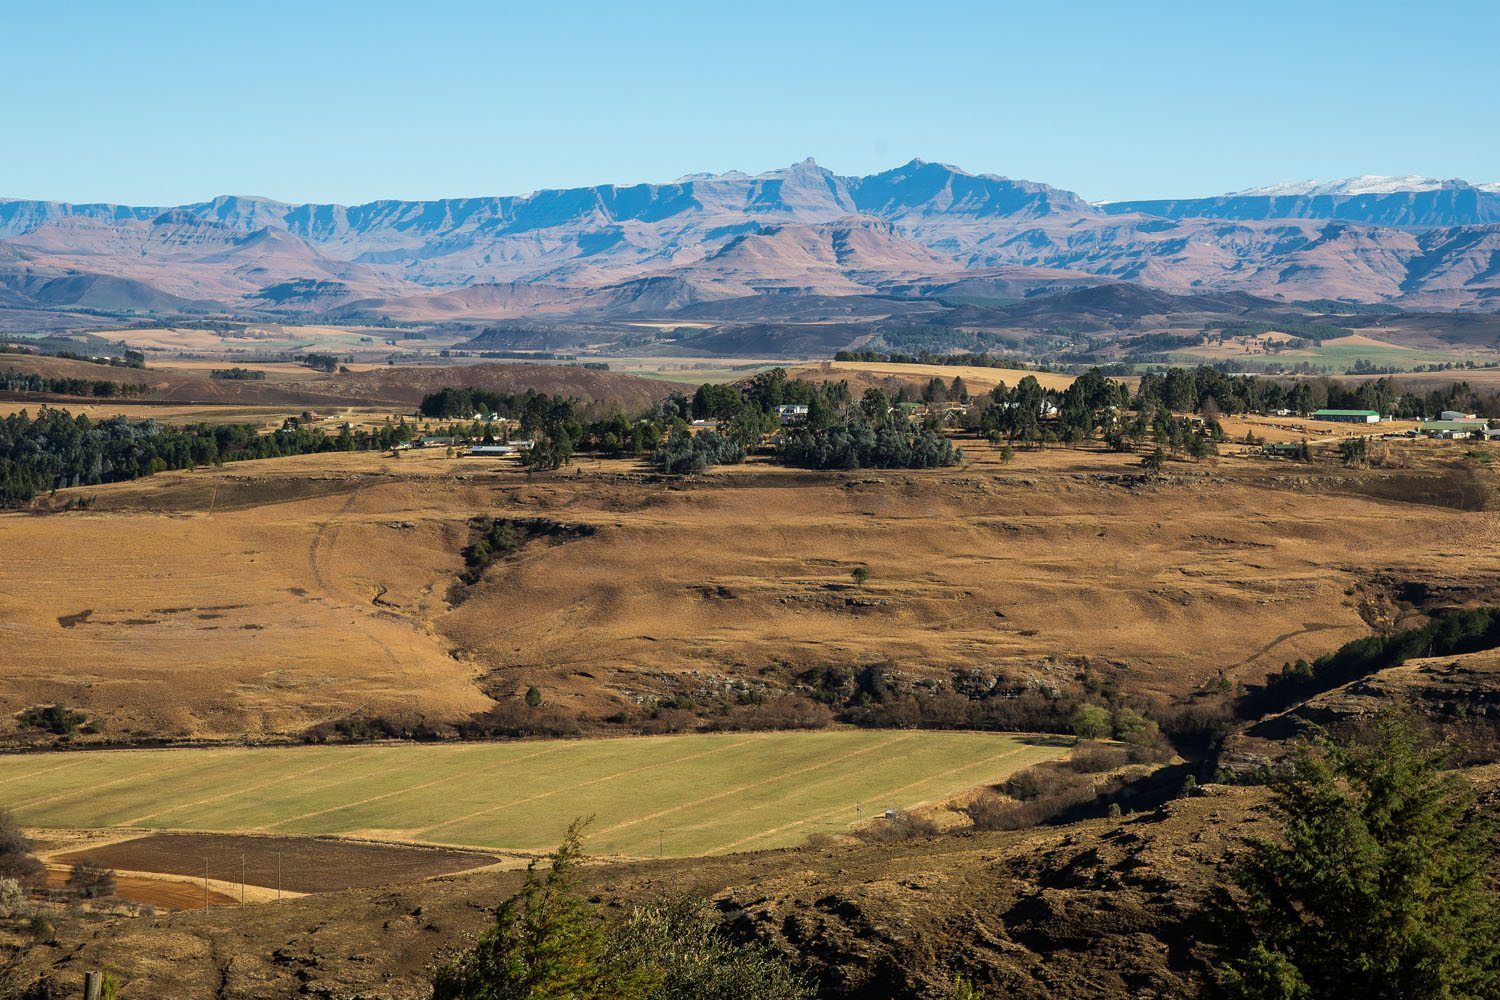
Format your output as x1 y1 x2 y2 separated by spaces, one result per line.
51 833 500 894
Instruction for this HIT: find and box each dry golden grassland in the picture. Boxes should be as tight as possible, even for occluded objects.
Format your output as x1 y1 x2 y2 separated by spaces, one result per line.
1 439 1496 746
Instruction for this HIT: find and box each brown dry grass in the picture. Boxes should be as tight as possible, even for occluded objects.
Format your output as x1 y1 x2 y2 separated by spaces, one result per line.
791 360 1079 393
2 438 1497 745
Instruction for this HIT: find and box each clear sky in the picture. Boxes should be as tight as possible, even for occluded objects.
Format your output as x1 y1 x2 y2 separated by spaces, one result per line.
4 0 1496 206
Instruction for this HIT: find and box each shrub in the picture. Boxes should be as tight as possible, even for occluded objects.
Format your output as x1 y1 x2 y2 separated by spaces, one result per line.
0 877 27 918
702 696 833 733
66 859 115 899
18 704 87 736
1110 707 1159 746
0 810 41 883
854 809 939 843
612 899 812 1000
459 701 583 740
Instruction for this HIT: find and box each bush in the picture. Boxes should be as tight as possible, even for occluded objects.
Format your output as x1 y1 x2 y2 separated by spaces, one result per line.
701 696 833 733
459 700 583 740
612 899 812 1000
66 859 115 899
0 810 41 883
18 704 87 736
0 877 27 918
854 809 940 844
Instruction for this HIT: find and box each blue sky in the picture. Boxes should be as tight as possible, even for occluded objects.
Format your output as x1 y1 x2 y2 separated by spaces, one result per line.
4 0 1496 205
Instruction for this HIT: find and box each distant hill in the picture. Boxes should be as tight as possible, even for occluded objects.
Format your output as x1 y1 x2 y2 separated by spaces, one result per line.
0 354 682 410
1104 177 1500 229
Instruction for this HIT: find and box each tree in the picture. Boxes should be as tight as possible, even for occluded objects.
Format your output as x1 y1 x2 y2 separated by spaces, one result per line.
525 686 543 708
850 566 869 587
433 825 809 1000
1069 704 1112 740
1339 436 1369 468
66 859 115 899
1215 713 1500 999
1141 448 1166 476
433 819 645 1000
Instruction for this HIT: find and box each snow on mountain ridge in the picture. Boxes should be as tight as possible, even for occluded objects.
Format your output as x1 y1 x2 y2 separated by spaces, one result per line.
1230 175 1475 197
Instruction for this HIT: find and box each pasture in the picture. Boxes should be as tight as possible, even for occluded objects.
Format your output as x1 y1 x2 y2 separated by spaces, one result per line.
0 731 1068 857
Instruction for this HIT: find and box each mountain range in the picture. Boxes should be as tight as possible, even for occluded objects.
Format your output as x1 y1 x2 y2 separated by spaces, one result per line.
2 160 1499 322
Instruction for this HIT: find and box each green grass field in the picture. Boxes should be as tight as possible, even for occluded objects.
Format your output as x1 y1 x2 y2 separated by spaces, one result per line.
1165 339 1499 373
0 731 1068 857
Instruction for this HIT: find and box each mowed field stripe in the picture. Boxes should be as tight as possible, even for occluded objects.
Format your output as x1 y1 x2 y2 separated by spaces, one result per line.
6 752 226 818
586 732 918 840
0 757 89 789
414 736 762 839
261 743 568 830
709 740 1051 853
118 753 366 826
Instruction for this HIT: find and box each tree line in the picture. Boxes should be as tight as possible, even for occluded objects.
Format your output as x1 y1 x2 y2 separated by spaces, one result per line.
0 408 408 507
0 369 149 399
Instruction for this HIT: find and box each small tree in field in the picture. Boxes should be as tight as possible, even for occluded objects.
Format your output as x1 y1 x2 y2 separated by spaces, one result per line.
1215 713 1500 999
66 859 115 899
850 566 869 588
525 686 543 708
1069 704 1112 740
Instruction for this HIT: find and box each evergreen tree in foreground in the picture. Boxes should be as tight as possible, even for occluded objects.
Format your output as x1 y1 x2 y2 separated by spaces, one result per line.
1216 713 1500 999
433 819 644 1000
432 820 811 1000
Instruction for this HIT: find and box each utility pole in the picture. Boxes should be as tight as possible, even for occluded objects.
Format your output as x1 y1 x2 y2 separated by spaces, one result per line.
277 850 282 902
241 852 246 904
203 859 209 909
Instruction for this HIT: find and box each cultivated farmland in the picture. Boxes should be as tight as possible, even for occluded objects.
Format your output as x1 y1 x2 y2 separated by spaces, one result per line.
0 730 1067 857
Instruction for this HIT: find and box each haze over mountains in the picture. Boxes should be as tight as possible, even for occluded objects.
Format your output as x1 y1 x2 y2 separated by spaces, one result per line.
2 159 1499 321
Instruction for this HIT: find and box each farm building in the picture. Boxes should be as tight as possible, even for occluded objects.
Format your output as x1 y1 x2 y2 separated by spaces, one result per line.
1419 420 1489 439
1312 409 1381 424
467 443 528 456
1440 410 1477 421
1262 441 1307 459
775 404 809 424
